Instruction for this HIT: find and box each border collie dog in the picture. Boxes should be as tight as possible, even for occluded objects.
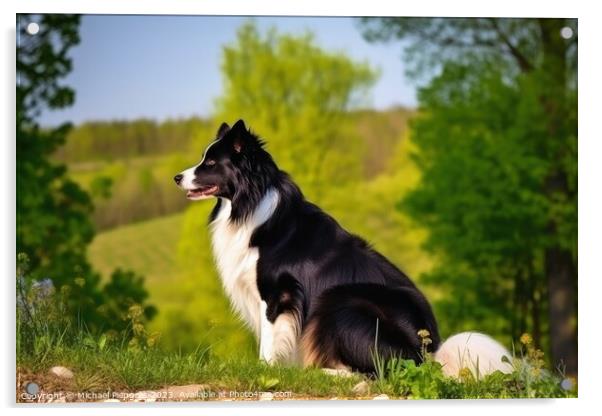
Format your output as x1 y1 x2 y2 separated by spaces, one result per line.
175 120 513 376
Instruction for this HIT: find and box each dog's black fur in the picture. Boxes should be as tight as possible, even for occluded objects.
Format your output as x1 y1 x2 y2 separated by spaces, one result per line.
183 120 440 373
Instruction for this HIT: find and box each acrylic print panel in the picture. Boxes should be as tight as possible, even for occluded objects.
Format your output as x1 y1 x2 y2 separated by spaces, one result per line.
16 13 577 403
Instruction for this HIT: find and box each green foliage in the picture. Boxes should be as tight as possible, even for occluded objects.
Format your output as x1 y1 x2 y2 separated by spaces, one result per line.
16 14 154 337
360 17 577 81
403 60 577 350
374 354 450 399
16 253 154 359
371 333 575 399
60 122 217 230
362 18 578 373
17 13 102 327
81 154 194 230
55 118 212 163
216 21 377 194
101 270 158 331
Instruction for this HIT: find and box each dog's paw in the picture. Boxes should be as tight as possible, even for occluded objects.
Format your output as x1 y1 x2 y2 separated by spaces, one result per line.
259 301 274 362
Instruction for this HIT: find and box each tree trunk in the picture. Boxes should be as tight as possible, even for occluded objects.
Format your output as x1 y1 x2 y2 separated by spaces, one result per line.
545 246 577 375
539 18 578 376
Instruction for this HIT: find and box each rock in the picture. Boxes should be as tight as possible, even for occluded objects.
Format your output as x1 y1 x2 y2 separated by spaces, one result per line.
158 384 210 401
259 392 274 401
373 394 390 400
321 368 353 378
352 381 370 395
133 390 158 402
49 366 74 379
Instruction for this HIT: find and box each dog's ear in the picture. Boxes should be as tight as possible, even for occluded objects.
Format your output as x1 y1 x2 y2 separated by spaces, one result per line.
216 122 230 139
231 119 247 153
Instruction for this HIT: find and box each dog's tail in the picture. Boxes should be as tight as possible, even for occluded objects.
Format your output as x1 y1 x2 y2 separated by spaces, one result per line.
433 332 514 378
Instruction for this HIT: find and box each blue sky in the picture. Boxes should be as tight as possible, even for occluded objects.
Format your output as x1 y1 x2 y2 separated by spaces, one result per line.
38 15 416 126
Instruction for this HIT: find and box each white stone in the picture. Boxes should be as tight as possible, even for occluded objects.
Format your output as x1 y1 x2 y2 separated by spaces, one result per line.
134 390 158 402
321 368 353 378
373 394 390 400
49 366 74 379
259 392 274 401
352 381 370 395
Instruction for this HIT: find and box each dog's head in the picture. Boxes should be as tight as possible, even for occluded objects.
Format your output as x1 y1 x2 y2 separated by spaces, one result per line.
174 119 270 201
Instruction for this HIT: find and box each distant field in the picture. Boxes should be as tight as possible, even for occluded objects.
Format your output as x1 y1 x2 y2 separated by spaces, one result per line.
89 213 184 289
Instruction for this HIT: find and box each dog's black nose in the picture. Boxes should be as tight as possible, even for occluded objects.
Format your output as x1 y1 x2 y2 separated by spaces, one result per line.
174 174 183 185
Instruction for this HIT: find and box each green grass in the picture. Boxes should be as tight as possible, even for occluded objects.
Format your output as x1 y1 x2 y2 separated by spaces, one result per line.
89 212 183 289
17 331 362 400
17 328 576 402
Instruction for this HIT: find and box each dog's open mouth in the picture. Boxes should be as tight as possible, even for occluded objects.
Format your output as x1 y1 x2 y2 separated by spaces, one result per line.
186 185 219 200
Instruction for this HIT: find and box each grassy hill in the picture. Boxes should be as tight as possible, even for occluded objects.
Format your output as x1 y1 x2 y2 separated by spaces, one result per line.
89 213 183 290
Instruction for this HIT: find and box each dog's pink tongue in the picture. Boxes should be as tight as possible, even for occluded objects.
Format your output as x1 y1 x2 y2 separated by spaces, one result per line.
186 186 217 199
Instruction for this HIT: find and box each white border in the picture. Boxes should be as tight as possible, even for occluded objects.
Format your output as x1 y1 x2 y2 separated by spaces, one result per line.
3 1 602 415
10 0 583 18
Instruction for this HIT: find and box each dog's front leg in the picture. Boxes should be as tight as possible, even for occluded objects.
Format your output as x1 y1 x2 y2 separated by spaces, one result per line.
259 301 274 362
259 300 300 365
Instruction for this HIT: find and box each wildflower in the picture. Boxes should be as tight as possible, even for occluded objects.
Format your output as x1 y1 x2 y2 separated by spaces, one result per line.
561 377 577 391
17 253 30 276
147 332 161 347
60 284 72 296
417 329 431 339
30 279 56 315
127 304 144 320
133 322 145 336
418 329 433 359
128 337 140 351
96 304 108 316
528 347 545 377
520 333 533 346
32 278 55 298
459 367 474 382
17 252 30 264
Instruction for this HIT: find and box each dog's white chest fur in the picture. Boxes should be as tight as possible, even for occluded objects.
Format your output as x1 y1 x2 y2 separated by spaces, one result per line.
209 190 279 335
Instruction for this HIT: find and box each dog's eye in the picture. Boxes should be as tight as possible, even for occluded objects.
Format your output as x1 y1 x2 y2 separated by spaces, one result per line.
205 159 216 167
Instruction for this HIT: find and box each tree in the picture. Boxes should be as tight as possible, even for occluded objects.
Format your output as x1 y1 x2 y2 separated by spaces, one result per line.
361 18 577 374
17 15 87 277
16 14 154 334
216 21 377 195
